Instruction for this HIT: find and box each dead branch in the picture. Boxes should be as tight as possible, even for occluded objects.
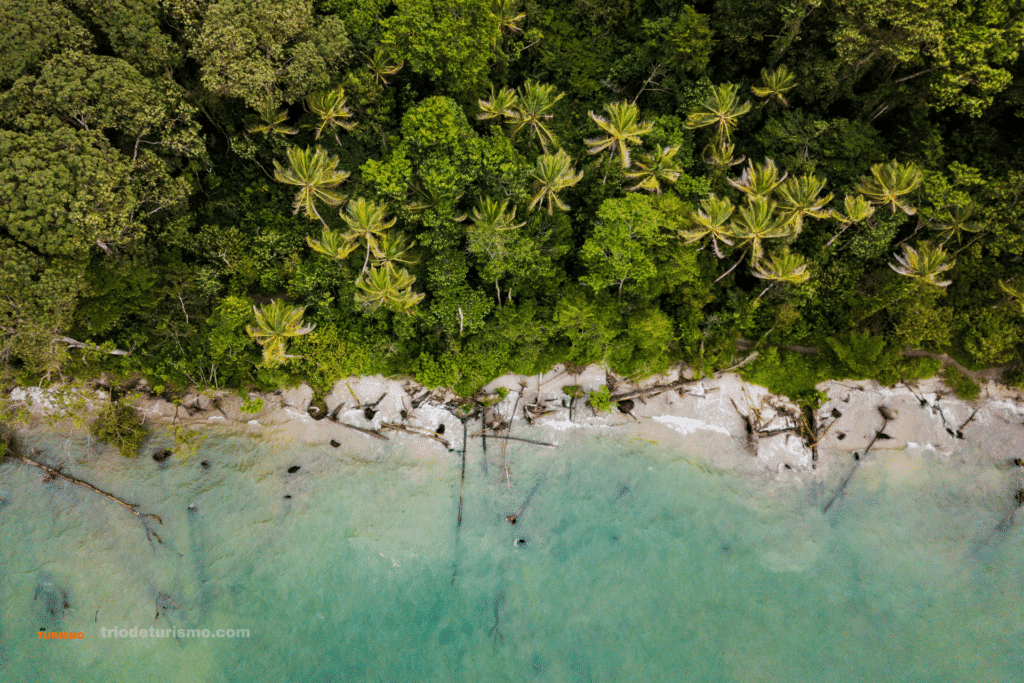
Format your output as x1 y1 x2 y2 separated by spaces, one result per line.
381 422 449 448
16 450 163 546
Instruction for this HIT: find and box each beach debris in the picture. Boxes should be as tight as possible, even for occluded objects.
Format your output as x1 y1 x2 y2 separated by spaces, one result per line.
506 479 544 525
200 460 210 470
380 422 448 448
471 434 555 448
287 465 300 474
955 408 979 439
151 449 172 463
307 397 328 420
33 574 70 629
15 446 164 547
823 406 896 513
329 439 341 448
617 399 635 415
154 592 179 621
609 376 696 403
489 592 505 645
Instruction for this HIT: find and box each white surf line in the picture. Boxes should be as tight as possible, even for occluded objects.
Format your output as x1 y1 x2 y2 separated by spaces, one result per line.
652 415 731 437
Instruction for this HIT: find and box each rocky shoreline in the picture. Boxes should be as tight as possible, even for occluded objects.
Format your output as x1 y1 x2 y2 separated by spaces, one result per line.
8 364 1024 482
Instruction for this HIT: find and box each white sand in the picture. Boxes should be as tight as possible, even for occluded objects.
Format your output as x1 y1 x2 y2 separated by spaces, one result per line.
9 366 1024 482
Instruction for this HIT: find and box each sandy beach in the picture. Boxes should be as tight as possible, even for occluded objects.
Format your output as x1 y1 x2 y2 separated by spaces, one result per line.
9 365 1024 485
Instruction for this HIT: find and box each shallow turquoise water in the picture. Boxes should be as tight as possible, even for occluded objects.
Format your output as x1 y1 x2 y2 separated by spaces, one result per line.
1 424 1022 682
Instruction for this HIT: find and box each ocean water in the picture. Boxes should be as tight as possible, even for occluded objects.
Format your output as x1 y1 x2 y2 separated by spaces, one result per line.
1 421 1022 682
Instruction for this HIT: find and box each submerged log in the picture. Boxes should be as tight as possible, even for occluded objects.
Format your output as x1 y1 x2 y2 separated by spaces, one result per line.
380 422 448 448
470 434 555 448
823 407 896 513
328 416 389 441
16 450 164 547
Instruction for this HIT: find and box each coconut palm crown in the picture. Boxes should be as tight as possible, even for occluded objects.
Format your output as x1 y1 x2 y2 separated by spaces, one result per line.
680 194 736 258
273 146 350 225
585 101 654 168
625 145 683 194
246 300 315 366
728 158 787 198
529 149 583 214
305 85 356 144
856 159 924 215
889 242 955 288
751 66 797 107
685 83 752 143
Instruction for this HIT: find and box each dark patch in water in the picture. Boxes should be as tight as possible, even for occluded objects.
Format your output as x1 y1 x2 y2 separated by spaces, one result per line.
33 574 70 629
287 465 301 474
200 461 210 471
0 496 8 510
567 648 593 683
527 653 548 676
617 483 630 498
152 449 172 463
284 495 292 500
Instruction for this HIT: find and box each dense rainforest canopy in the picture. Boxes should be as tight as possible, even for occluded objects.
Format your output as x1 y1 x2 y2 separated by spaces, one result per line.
2 0 1024 402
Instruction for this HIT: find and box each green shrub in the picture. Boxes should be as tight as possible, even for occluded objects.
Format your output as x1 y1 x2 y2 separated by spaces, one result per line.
942 365 980 401
587 385 617 412
739 348 828 405
90 402 147 457
961 309 1020 366
240 396 264 414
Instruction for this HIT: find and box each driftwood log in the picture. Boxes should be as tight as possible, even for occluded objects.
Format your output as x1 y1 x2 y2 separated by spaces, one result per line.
823 406 896 513
15 450 164 547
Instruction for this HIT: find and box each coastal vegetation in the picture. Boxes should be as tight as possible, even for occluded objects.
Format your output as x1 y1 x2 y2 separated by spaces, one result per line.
2 0 1023 408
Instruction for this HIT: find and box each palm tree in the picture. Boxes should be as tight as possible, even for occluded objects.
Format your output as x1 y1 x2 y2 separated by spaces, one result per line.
774 174 833 234
246 300 315 366
249 100 298 136
306 226 358 263
702 140 745 171
273 146 350 225
405 181 468 221
751 66 797 107
685 83 752 143
355 263 424 314
998 280 1024 314
856 160 924 214
490 0 526 42
470 197 526 232
625 145 682 194
529 149 583 214
367 47 404 86
305 86 356 145
585 101 654 168
478 85 518 121
371 231 419 268
508 80 564 152
930 202 985 244
752 249 810 299
728 158 787 198
729 196 790 264
889 242 955 288
824 194 876 248
340 198 398 274
680 194 736 258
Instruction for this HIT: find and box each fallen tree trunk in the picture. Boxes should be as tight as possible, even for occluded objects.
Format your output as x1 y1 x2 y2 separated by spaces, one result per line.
381 422 449 448
15 450 163 546
823 407 894 513
328 416 389 441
